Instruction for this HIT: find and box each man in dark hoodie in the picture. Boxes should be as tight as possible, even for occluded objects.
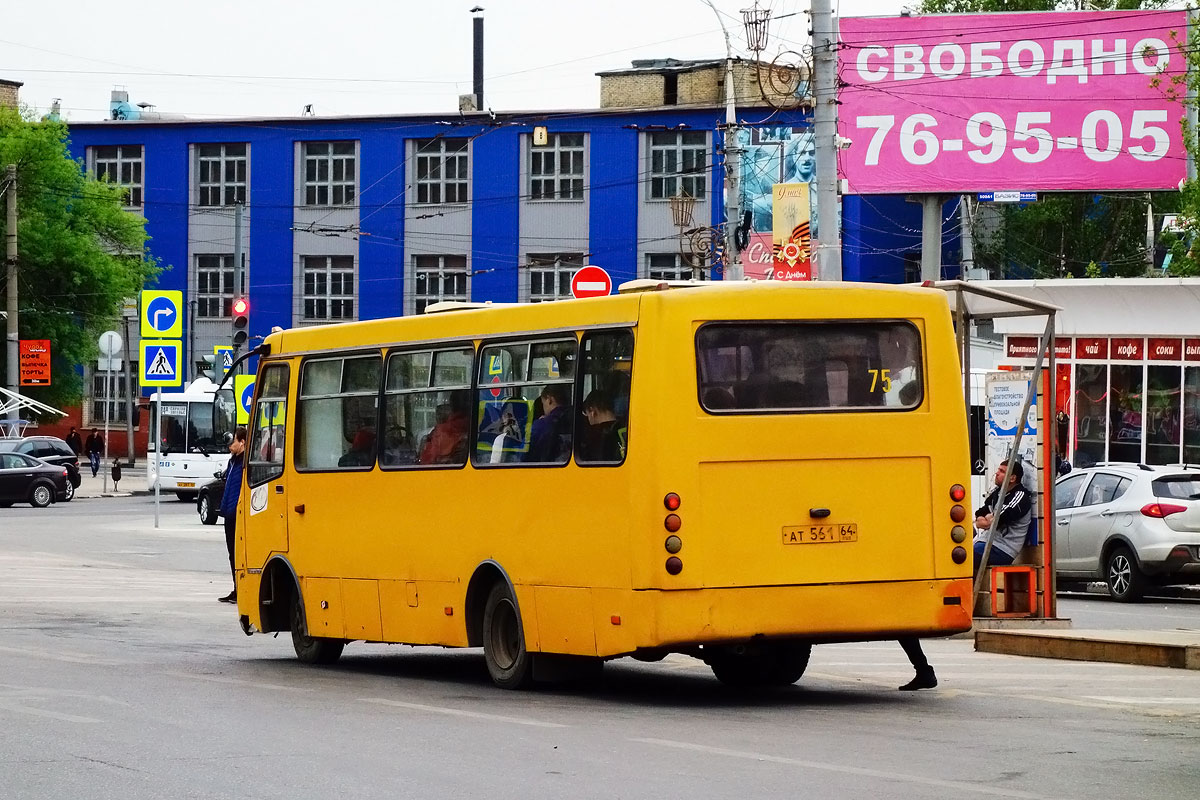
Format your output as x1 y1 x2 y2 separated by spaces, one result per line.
218 427 247 604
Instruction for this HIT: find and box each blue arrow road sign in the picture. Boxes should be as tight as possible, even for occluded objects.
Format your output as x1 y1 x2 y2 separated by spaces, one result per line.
140 290 183 338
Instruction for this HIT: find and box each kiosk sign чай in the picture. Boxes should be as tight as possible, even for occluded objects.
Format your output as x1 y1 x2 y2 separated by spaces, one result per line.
837 10 1187 194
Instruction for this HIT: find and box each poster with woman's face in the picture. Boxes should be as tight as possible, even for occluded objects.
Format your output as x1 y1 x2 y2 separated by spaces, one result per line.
738 127 817 234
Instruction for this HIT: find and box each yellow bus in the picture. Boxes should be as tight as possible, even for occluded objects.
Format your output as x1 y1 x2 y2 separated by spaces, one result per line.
226 280 973 689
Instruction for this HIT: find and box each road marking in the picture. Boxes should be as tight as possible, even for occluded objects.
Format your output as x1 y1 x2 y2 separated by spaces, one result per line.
633 737 1069 800
360 698 566 728
0 645 128 666
0 699 101 724
1085 696 1200 705
165 671 313 693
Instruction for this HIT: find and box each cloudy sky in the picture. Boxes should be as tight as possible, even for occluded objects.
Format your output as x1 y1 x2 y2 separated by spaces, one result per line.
2 0 902 121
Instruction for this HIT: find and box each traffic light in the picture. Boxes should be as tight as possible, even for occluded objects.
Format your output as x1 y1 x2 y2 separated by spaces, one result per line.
231 297 249 349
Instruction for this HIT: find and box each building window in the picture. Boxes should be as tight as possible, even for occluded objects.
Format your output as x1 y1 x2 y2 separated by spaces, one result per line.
302 255 356 322
649 131 706 199
528 254 584 303
92 145 143 208
303 142 356 206
195 254 246 318
413 254 468 314
91 370 139 424
415 138 468 204
530 134 584 200
647 253 708 281
197 143 247 206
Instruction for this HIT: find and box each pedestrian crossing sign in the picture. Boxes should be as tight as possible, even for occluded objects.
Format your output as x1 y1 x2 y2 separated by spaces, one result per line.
214 345 234 375
139 339 183 387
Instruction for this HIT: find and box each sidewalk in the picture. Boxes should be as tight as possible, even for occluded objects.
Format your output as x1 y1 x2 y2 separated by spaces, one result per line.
74 463 148 498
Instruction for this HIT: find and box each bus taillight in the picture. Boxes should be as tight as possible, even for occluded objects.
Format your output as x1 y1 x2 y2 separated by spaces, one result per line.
664 535 682 554
950 525 966 543
949 484 966 502
665 557 683 575
950 505 966 523
951 546 967 564
664 514 682 532
664 493 681 510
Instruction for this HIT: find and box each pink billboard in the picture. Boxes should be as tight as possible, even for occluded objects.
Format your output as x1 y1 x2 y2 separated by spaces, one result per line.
837 10 1187 194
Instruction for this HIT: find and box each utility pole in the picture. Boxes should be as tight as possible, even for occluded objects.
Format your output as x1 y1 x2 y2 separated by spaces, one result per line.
122 313 135 464
704 0 743 281
960 196 975 280
4 164 16 422
233 202 244 376
811 0 842 280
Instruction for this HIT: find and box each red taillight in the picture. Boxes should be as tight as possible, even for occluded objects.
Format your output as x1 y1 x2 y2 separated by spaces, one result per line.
664 514 682 532
1141 502 1188 518
664 493 681 511
950 484 966 502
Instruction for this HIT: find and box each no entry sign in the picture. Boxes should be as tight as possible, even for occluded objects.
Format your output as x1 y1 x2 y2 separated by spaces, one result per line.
570 266 612 299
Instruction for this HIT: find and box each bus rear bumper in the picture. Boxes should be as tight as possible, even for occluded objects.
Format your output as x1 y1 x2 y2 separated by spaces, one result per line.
594 578 973 658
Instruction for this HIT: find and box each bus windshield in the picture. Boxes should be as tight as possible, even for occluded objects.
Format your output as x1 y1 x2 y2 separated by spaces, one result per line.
150 400 220 453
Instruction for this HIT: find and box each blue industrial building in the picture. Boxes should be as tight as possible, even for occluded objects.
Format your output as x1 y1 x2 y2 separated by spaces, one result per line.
66 70 958 395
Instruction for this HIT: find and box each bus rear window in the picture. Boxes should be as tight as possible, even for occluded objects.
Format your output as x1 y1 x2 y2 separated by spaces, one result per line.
696 322 923 412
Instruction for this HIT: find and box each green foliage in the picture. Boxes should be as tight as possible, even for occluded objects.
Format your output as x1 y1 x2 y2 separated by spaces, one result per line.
0 106 161 412
973 192 1180 278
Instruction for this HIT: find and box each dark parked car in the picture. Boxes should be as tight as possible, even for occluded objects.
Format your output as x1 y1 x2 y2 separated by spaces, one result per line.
197 469 226 525
0 452 69 507
0 436 82 501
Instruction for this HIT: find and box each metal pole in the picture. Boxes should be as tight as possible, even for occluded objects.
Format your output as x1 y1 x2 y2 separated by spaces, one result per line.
921 195 943 282
5 164 17 421
811 0 841 280
102 367 111 493
972 316 1055 604
233 202 244 376
122 315 134 465
1044 312 1058 619
960 196 975 280
704 0 742 281
154 387 161 529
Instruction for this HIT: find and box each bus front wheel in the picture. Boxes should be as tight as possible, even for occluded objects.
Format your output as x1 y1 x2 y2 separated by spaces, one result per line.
290 594 344 666
482 583 533 689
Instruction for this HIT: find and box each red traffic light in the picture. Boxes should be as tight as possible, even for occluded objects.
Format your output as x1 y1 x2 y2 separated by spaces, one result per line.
232 298 249 315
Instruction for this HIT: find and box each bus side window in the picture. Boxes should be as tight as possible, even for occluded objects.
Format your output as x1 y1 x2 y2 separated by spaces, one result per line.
473 338 575 466
296 355 381 471
576 329 633 465
248 363 290 486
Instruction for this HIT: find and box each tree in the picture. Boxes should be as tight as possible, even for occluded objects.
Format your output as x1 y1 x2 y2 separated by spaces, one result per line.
0 106 161 412
918 0 1180 279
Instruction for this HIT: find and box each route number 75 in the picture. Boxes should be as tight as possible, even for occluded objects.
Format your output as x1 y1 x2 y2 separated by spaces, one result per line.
869 368 892 393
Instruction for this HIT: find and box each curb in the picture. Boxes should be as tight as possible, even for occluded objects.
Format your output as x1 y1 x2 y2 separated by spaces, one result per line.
976 628 1200 670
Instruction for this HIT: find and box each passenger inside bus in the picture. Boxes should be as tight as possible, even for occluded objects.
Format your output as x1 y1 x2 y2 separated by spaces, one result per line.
339 426 377 467
419 390 470 465
525 384 571 462
578 389 625 462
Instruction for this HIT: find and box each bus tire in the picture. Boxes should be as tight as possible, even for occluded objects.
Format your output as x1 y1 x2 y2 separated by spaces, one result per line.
290 593 344 666
482 583 533 689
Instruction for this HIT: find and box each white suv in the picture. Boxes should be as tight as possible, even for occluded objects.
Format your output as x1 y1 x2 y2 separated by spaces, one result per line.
1055 463 1200 601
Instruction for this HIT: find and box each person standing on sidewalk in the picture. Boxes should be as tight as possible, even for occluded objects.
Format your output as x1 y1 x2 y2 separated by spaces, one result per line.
66 427 82 457
218 427 247 604
85 428 104 478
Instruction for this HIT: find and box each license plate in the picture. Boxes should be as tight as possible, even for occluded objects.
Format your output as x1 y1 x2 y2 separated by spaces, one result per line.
782 523 858 544
177 481 195 488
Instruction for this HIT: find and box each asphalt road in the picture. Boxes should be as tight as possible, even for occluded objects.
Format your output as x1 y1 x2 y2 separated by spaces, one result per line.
1 496 1199 799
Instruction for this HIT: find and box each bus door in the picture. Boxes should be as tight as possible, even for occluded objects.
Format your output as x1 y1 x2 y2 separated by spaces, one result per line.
244 363 291 567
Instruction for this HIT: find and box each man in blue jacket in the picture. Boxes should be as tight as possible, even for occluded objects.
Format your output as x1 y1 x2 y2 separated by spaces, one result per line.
218 427 246 604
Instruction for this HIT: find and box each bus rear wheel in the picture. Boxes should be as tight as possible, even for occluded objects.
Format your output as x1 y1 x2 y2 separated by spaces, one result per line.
290 593 344 665
482 583 533 689
709 642 812 688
